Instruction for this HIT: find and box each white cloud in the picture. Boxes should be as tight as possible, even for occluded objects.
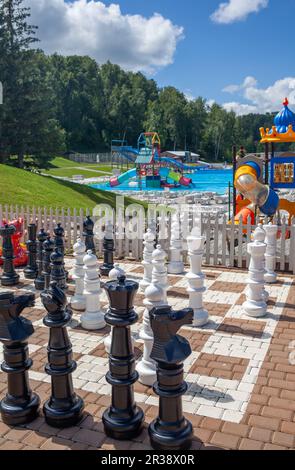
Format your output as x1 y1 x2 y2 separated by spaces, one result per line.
24 0 184 74
211 0 268 24
223 102 258 115
223 76 257 94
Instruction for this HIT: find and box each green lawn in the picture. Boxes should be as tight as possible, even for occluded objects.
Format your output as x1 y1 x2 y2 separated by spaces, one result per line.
42 167 112 178
42 157 133 178
0 164 145 210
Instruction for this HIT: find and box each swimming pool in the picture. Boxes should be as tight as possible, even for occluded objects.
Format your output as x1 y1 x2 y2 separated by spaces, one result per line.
90 169 233 195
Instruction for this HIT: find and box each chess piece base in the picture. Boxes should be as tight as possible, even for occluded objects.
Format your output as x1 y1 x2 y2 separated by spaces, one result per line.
149 418 193 451
0 273 20 287
243 300 267 318
70 297 86 312
265 273 277 284
81 312 106 330
102 407 144 440
24 269 37 280
136 360 157 387
43 396 84 428
167 262 184 275
193 308 209 327
0 393 40 426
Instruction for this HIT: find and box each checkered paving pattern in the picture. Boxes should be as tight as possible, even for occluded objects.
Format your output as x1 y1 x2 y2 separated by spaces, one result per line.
0 259 294 451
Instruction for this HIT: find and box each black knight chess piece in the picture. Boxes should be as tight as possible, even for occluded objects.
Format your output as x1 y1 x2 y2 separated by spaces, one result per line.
34 228 48 290
0 292 40 425
42 236 55 290
24 223 38 280
102 275 144 439
83 216 95 253
148 305 194 451
41 282 84 427
100 224 115 277
50 248 67 290
0 224 20 286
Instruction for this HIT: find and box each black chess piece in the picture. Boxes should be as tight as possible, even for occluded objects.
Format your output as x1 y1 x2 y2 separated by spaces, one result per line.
34 228 48 290
103 275 144 440
0 291 40 425
0 224 20 286
83 215 95 253
41 282 84 428
54 223 68 280
100 224 115 277
148 305 194 451
50 248 67 290
24 223 38 280
42 236 55 290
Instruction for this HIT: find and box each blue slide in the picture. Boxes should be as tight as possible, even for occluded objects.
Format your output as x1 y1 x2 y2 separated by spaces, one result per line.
155 156 209 172
110 168 137 187
112 145 139 162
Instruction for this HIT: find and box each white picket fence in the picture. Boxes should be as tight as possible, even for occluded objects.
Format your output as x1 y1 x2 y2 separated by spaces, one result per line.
0 205 294 273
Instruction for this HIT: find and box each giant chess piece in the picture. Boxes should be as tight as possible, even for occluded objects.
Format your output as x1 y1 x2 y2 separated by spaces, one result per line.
104 264 126 354
0 292 40 425
100 223 115 277
0 224 20 286
34 228 48 290
42 236 55 290
83 216 95 253
103 275 144 440
139 229 155 293
136 245 169 386
81 250 105 330
24 223 38 280
70 239 86 312
168 212 184 274
41 282 84 427
186 226 209 327
50 248 67 290
148 305 193 451
243 225 268 318
264 222 278 284
54 223 68 280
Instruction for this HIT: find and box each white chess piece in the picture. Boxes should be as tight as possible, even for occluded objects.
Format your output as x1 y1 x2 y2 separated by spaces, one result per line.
139 229 155 293
186 226 209 327
168 212 184 274
136 245 169 386
243 225 268 318
81 250 106 330
70 239 86 312
264 222 278 284
104 264 126 354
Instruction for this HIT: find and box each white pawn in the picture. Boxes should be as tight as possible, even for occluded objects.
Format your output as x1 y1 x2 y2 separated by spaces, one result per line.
139 229 155 293
168 212 184 274
136 245 169 386
186 226 209 327
243 225 268 318
70 238 86 312
104 264 126 354
81 250 106 330
264 222 278 284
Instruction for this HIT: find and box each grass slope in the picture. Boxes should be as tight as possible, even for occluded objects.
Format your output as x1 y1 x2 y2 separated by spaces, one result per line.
0 164 145 210
42 157 133 179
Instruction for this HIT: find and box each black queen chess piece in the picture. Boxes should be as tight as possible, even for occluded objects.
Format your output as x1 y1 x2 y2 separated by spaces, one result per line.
0 291 40 425
24 223 38 280
41 282 84 428
100 223 115 277
83 215 96 253
103 275 144 440
0 224 20 286
148 305 194 451
34 228 48 290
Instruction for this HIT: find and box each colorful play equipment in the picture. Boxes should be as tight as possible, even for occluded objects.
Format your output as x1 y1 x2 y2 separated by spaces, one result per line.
110 132 208 189
0 218 28 267
233 98 295 224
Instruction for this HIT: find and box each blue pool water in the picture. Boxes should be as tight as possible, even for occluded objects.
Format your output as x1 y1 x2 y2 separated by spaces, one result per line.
91 169 233 195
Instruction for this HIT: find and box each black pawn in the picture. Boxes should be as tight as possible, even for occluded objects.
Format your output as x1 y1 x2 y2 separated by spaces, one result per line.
100 224 115 277
148 305 194 451
50 248 67 290
0 224 20 286
34 228 48 290
24 223 38 280
53 223 68 280
0 291 40 425
41 282 84 427
42 236 55 290
103 275 144 440
83 215 95 253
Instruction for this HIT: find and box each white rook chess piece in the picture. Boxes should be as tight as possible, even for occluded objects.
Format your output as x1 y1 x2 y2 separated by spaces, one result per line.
70 238 86 312
81 250 106 330
243 225 268 318
168 212 184 274
139 229 155 293
264 222 278 284
104 264 126 354
186 226 209 327
136 245 169 386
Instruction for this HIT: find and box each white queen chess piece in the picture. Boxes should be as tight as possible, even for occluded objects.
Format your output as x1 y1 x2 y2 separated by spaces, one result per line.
81 250 106 330
70 238 86 312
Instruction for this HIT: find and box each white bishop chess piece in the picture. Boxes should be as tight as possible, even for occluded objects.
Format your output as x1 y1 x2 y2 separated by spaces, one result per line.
104 264 126 354
139 229 155 293
70 238 86 312
81 250 106 330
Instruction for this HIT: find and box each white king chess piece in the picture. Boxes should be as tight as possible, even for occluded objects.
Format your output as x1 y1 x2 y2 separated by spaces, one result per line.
104 264 126 354
81 250 106 330
168 212 184 274
139 229 155 293
70 238 86 312
263 222 278 284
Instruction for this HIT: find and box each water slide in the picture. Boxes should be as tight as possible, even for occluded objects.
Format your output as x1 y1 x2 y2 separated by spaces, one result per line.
110 168 136 187
159 168 192 186
155 156 209 172
112 145 139 162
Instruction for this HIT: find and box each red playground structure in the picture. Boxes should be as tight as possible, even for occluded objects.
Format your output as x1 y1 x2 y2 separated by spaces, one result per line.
0 218 28 267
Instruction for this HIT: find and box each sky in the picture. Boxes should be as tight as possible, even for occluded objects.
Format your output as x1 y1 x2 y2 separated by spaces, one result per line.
24 0 295 115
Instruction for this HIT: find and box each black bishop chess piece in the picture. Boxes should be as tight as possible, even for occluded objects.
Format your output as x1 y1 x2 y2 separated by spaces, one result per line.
83 215 95 253
34 228 48 290
42 236 55 290
103 275 144 440
41 281 84 428
24 223 38 280
50 248 67 290
0 224 20 286
148 305 194 451
100 223 115 277
0 292 40 425
54 223 68 280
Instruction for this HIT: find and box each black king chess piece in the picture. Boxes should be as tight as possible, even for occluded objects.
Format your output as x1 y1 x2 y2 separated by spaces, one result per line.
103 275 144 439
100 223 115 277
24 223 38 280
34 228 48 290
148 305 194 451
41 282 84 427
0 292 40 425
0 224 20 286
50 248 67 290
83 216 95 253
42 236 55 290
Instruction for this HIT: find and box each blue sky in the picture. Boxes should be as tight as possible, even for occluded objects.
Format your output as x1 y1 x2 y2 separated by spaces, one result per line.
27 0 295 114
